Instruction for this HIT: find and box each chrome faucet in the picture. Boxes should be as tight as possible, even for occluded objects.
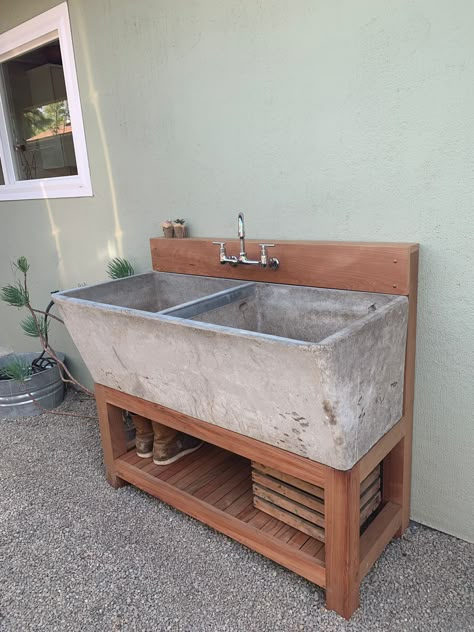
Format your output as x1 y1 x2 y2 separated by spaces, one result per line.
212 213 279 270
237 212 247 258
237 212 260 265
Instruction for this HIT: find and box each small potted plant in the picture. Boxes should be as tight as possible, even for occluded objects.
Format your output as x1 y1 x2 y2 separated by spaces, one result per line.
173 218 186 239
161 220 174 238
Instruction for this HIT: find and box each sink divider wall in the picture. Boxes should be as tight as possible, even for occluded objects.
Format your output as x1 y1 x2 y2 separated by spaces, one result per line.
158 282 256 319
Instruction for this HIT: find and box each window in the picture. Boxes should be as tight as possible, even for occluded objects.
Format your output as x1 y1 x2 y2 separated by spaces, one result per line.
0 3 92 200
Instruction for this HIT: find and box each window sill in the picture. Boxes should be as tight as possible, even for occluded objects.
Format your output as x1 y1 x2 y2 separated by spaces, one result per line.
0 175 93 201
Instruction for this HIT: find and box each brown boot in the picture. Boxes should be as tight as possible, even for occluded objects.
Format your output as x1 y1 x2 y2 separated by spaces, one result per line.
151 420 203 465
130 414 154 458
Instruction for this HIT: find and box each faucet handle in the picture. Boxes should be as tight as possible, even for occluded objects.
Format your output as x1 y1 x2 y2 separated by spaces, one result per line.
258 244 279 270
212 241 228 264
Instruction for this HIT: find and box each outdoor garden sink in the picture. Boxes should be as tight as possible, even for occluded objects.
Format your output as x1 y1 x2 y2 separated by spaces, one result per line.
54 273 408 470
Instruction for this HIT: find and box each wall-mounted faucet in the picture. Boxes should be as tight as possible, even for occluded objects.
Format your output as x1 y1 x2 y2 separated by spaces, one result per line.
212 213 279 270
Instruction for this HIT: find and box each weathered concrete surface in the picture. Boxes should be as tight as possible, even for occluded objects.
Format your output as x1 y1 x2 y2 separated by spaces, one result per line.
54 274 408 470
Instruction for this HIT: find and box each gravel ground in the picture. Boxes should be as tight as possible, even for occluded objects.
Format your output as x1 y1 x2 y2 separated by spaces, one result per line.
1 391 473 632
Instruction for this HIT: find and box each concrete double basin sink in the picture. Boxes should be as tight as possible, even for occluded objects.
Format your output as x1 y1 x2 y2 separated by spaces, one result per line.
54 272 408 470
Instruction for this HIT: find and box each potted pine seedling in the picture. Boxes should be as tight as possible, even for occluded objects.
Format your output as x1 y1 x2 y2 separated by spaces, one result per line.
161 220 174 238
173 218 186 239
0 255 135 419
0 257 68 417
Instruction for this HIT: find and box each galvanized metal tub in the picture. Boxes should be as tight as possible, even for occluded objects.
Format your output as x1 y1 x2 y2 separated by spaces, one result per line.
0 352 65 419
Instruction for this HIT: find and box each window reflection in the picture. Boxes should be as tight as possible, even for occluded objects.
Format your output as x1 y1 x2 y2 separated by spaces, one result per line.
1 39 77 181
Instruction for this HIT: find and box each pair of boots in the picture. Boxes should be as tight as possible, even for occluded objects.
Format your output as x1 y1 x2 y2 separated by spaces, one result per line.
131 413 203 466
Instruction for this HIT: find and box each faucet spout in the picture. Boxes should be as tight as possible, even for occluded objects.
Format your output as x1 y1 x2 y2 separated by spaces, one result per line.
238 212 246 257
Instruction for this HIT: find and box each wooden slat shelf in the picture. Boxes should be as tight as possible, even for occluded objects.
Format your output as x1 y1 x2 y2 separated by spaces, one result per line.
114 445 326 585
250 462 382 543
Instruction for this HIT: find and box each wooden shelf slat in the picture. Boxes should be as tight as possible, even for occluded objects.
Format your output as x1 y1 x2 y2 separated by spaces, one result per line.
274 524 299 544
360 465 380 495
236 503 259 523
246 510 273 530
360 478 381 508
183 454 240 496
254 496 325 542
115 447 326 587
160 445 217 484
252 470 325 514
287 530 311 550
253 484 325 528
300 537 325 558
226 489 254 517
192 458 243 500
171 447 231 490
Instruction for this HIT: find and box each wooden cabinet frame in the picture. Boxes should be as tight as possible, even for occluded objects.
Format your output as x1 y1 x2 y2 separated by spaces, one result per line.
95 239 418 619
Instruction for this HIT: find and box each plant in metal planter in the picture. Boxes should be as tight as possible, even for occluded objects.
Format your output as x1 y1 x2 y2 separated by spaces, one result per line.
0 256 134 418
0 351 66 419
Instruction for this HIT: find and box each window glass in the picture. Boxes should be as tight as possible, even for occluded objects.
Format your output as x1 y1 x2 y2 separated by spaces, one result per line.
1 39 77 181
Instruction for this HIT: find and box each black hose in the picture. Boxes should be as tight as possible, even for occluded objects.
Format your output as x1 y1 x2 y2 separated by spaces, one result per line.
32 295 58 372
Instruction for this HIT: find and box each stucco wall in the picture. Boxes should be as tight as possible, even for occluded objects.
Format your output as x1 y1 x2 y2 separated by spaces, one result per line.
0 1 473 542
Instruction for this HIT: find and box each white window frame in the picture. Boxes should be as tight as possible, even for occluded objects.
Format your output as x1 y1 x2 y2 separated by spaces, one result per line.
0 3 92 200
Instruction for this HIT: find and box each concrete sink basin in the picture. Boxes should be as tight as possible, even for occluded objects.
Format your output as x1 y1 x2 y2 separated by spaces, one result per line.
54 274 408 469
58 272 244 313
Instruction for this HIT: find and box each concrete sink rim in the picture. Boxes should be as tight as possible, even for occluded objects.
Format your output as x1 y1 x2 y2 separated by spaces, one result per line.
54 273 407 350
163 293 407 349
53 272 247 320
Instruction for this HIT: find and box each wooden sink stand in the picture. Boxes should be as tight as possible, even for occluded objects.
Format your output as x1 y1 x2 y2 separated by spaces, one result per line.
95 239 418 619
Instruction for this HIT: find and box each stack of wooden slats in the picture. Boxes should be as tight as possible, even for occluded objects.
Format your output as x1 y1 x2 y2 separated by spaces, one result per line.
251 462 382 543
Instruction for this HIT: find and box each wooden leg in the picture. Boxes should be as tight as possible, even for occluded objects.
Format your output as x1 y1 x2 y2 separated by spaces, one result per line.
325 465 361 619
390 247 417 535
383 433 411 537
95 387 128 488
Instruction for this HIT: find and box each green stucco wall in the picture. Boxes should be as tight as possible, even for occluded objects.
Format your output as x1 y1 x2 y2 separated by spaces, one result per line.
1 1 473 543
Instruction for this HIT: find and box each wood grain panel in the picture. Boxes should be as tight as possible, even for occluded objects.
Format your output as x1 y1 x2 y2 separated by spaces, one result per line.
360 465 380 496
253 496 325 542
396 248 419 532
95 390 128 488
251 470 325 514
150 238 417 295
325 466 361 619
253 484 325 527
358 416 406 483
249 461 325 497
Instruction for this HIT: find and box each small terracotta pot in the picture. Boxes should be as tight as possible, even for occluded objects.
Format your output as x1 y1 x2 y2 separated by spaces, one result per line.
162 226 174 238
173 224 186 239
